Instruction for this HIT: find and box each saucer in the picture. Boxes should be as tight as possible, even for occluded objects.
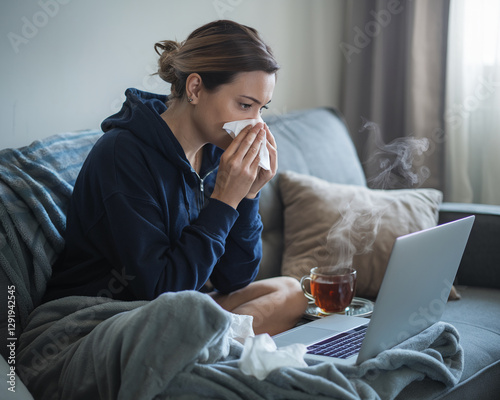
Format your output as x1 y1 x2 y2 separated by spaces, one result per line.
303 297 374 320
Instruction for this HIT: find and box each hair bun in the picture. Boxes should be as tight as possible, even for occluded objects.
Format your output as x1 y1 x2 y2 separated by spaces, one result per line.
154 40 182 86
154 40 181 56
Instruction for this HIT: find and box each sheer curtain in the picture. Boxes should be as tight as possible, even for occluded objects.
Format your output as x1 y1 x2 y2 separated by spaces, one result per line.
445 0 500 205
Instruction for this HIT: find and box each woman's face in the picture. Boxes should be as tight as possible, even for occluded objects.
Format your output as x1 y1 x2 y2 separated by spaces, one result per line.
192 70 276 149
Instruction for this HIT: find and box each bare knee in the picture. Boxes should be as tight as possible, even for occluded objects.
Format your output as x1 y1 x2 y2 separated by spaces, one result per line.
213 276 308 335
276 276 308 312
267 276 305 299
276 276 302 293
260 276 308 320
256 276 307 334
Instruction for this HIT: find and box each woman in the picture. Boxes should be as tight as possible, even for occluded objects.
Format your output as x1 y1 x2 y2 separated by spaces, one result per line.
44 20 307 335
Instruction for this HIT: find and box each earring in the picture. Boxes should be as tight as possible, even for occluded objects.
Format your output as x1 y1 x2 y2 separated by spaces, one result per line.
187 97 193 103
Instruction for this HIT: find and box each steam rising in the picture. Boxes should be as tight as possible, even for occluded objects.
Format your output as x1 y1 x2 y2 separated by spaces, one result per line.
361 119 431 189
326 119 431 270
326 194 391 270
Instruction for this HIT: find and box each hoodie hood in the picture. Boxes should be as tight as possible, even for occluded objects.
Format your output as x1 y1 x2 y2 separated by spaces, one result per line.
101 88 222 174
100 88 222 218
101 88 192 171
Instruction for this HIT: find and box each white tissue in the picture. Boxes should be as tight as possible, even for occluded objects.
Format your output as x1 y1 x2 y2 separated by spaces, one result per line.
227 313 255 344
222 118 271 170
238 334 308 380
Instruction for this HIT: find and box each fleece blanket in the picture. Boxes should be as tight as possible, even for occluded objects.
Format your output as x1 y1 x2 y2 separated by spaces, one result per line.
0 130 102 329
17 291 463 400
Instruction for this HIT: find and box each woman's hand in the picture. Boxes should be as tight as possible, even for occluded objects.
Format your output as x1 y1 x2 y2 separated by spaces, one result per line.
246 123 277 199
211 123 267 209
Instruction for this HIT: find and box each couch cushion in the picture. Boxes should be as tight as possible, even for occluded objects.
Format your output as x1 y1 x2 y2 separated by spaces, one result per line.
278 170 443 298
263 107 366 185
258 108 366 279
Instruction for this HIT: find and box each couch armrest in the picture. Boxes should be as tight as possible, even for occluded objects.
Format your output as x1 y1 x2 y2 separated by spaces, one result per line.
438 202 500 289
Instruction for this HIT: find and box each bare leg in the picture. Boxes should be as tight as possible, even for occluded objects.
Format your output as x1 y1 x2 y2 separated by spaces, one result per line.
209 277 308 336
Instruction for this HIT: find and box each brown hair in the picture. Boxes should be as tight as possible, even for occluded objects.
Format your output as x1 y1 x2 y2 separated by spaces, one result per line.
154 20 279 103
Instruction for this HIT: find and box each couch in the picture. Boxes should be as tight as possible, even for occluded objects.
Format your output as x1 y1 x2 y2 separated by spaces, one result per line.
1 107 499 399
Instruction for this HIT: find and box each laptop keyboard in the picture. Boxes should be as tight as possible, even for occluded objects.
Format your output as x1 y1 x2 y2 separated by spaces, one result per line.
306 324 368 359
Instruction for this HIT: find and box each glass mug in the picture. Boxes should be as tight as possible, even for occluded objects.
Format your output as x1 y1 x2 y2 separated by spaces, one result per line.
300 267 357 314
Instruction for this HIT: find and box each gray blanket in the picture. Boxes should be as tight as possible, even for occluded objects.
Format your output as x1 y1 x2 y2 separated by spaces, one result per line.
17 291 463 400
0 130 102 329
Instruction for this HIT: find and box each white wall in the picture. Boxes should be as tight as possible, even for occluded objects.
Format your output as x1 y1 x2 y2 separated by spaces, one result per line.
0 0 345 149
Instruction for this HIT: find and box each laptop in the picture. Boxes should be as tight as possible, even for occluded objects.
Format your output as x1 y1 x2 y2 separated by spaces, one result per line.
273 215 475 366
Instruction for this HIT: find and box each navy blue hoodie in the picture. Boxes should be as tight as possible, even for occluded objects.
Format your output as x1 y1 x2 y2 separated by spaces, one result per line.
44 88 262 301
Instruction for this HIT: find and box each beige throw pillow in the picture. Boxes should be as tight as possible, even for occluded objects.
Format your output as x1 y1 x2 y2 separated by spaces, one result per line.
279 170 445 299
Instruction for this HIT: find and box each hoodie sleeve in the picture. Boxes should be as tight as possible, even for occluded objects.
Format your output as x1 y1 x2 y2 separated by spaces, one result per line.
102 192 240 299
209 196 262 293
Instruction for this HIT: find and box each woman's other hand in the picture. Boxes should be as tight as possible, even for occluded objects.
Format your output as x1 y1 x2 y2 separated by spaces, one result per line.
246 123 277 199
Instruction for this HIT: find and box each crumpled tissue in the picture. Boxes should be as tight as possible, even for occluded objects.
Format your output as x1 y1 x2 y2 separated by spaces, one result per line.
238 334 308 380
227 313 255 344
222 118 271 170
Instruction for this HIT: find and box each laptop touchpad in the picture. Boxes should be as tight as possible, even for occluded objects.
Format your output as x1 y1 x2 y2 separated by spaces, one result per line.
273 326 334 347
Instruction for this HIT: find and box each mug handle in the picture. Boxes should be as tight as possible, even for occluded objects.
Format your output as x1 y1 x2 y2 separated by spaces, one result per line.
300 276 315 302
